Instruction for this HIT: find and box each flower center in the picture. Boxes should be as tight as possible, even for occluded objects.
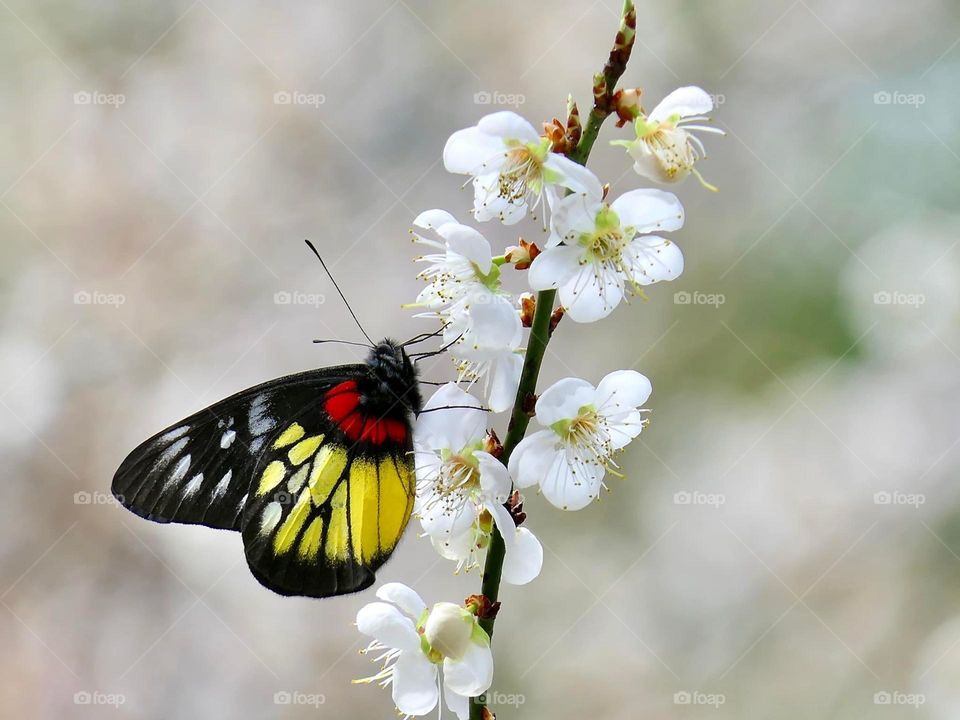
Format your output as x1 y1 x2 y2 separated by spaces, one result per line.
579 205 633 265
551 405 615 469
498 140 548 203
565 409 601 446
584 227 626 261
434 449 481 498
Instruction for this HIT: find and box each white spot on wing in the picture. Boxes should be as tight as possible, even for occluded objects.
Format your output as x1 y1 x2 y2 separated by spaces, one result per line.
159 426 189 443
248 394 276 439
167 454 191 488
220 429 236 449
155 437 188 471
287 465 309 494
259 501 282 535
183 473 204 497
212 470 232 498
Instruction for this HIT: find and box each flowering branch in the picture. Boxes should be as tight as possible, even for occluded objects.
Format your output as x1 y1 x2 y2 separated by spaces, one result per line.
469 4 636 717
354 0 723 716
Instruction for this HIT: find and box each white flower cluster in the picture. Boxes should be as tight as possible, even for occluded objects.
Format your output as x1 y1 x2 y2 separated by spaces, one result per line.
357 87 720 719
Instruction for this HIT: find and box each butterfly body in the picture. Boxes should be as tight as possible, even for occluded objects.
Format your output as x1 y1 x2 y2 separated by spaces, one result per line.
112 339 421 598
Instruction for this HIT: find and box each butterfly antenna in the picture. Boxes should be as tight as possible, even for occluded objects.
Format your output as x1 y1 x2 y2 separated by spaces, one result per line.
401 326 447 347
410 332 464 362
312 339 376 349
417 404 491 414
304 239 375 347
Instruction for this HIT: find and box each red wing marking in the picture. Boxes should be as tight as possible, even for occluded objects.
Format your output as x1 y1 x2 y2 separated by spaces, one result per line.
323 380 409 445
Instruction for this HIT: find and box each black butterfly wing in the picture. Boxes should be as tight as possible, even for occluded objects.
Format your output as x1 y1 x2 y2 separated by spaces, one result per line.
111 367 357 530
240 381 416 598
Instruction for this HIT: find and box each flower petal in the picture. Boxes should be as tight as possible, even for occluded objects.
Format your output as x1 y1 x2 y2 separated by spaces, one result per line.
648 86 714 122
392 651 440 716
420 493 478 539
476 451 512 501
535 377 596 426
443 642 494 696
477 111 539 142
540 453 604 511
431 526 478 562
443 127 507 175
502 527 543 585
544 153 604 197
627 235 684 285
444 684 471 720
456 297 522 353
472 175 528 225
414 209 458 231
595 370 652 412
508 430 558 489
356 601 420 651
437 223 493 274
528 245 581 291
376 583 427 619
605 408 645 449
610 189 684 234
486 500 517 549
548 191 602 247
486 351 523 413
558 265 624 323
415 383 486 451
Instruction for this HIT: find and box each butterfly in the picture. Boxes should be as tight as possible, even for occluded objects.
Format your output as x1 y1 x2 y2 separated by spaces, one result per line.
112 338 425 598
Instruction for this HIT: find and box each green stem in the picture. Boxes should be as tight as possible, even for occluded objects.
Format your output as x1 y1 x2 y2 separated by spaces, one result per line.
476 286 556 635
469 6 635 719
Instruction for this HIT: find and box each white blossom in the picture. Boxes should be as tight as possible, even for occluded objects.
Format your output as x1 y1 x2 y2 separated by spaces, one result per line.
432 516 544 586
414 384 515 542
509 371 651 510
612 86 724 189
528 187 685 322
409 209 504 323
355 583 493 719
443 111 601 225
445 299 524 412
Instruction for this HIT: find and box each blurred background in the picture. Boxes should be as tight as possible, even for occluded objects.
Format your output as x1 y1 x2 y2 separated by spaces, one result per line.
2 0 959 717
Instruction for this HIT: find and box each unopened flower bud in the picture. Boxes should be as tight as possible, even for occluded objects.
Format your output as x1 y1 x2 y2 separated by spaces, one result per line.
483 429 503 458
519 293 536 327
424 602 473 660
504 238 540 270
613 87 643 127
542 118 568 153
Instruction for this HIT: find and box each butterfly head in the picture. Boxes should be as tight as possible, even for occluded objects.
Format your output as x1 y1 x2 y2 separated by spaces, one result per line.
366 339 422 416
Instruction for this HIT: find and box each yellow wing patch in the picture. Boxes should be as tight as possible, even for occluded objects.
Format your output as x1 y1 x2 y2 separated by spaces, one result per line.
272 422 305 450
288 434 324 465
255 433 415 568
257 460 286 497
348 458 381 564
